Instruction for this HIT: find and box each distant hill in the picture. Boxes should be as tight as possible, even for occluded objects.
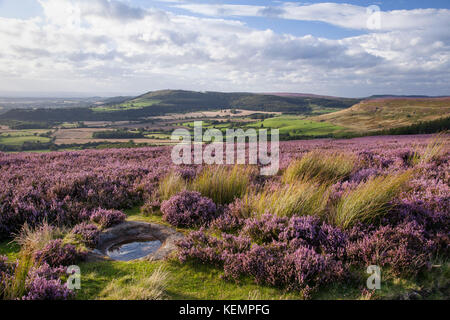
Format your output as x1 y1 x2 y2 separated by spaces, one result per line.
367 95 450 100
98 90 358 113
313 97 450 132
263 92 350 100
0 90 359 122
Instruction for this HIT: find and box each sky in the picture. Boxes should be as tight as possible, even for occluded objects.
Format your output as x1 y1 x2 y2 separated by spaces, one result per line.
0 0 449 97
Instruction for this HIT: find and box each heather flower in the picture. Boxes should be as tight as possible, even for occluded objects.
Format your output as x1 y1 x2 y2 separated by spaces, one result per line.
222 241 345 298
226 198 248 219
282 246 345 295
349 168 379 183
90 208 126 229
28 263 66 280
22 276 74 300
210 211 244 233
71 222 100 248
279 216 322 246
176 166 198 181
241 214 287 244
33 239 86 267
177 230 251 265
0 255 10 274
177 230 225 265
222 242 287 284
161 191 217 227
346 221 434 277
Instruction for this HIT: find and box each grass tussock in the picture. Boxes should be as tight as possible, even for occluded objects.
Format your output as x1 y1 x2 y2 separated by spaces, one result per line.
158 171 186 201
2 222 68 299
1 252 34 300
283 151 355 184
191 165 254 205
411 132 448 166
333 171 412 229
99 266 169 300
240 181 330 218
13 222 66 255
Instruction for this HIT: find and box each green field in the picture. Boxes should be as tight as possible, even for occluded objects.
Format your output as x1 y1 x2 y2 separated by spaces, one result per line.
0 131 51 146
92 99 162 112
178 117 348 139
145 133 172 139
246 116 348 137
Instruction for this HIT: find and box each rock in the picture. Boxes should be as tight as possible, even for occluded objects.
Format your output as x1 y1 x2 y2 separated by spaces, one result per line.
85 221 184 262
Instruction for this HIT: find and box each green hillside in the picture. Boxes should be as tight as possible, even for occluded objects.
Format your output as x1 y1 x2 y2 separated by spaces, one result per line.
313 98 450 133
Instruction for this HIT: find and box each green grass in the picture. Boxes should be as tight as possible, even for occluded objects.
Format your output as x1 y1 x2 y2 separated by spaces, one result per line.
98 265 169 300
181 117 348 138
283 151 355 185
0 240 21 260
0 132 51 146
239 181 329 218
75 256 449 300
158 171 187 201
333 171 412 228
246 116 347 137
191 165 254 205
75 258 304 300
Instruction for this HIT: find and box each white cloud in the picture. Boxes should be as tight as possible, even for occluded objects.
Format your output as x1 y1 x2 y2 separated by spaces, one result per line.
0 0 448 96
175 2 450 32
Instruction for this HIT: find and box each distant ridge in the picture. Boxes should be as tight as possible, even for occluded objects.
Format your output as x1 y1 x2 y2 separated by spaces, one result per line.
367 95 450 100
263 92 347 100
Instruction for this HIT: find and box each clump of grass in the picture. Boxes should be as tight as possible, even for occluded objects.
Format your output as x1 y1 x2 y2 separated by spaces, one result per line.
1 252 34 300
411 132 447 166
2 222 67 299
158 171 186 201
191 165 254 205
13 222 66 256
240 181 330 218
99 266 169 300
333 171 412 229
283 151 355 184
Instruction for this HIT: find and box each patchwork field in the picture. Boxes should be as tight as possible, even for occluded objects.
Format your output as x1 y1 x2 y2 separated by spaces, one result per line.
52 128 177 145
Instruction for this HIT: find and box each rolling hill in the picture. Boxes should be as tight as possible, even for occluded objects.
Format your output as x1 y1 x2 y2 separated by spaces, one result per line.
92 90 357 113
312 97 450 133
0 90 359 122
